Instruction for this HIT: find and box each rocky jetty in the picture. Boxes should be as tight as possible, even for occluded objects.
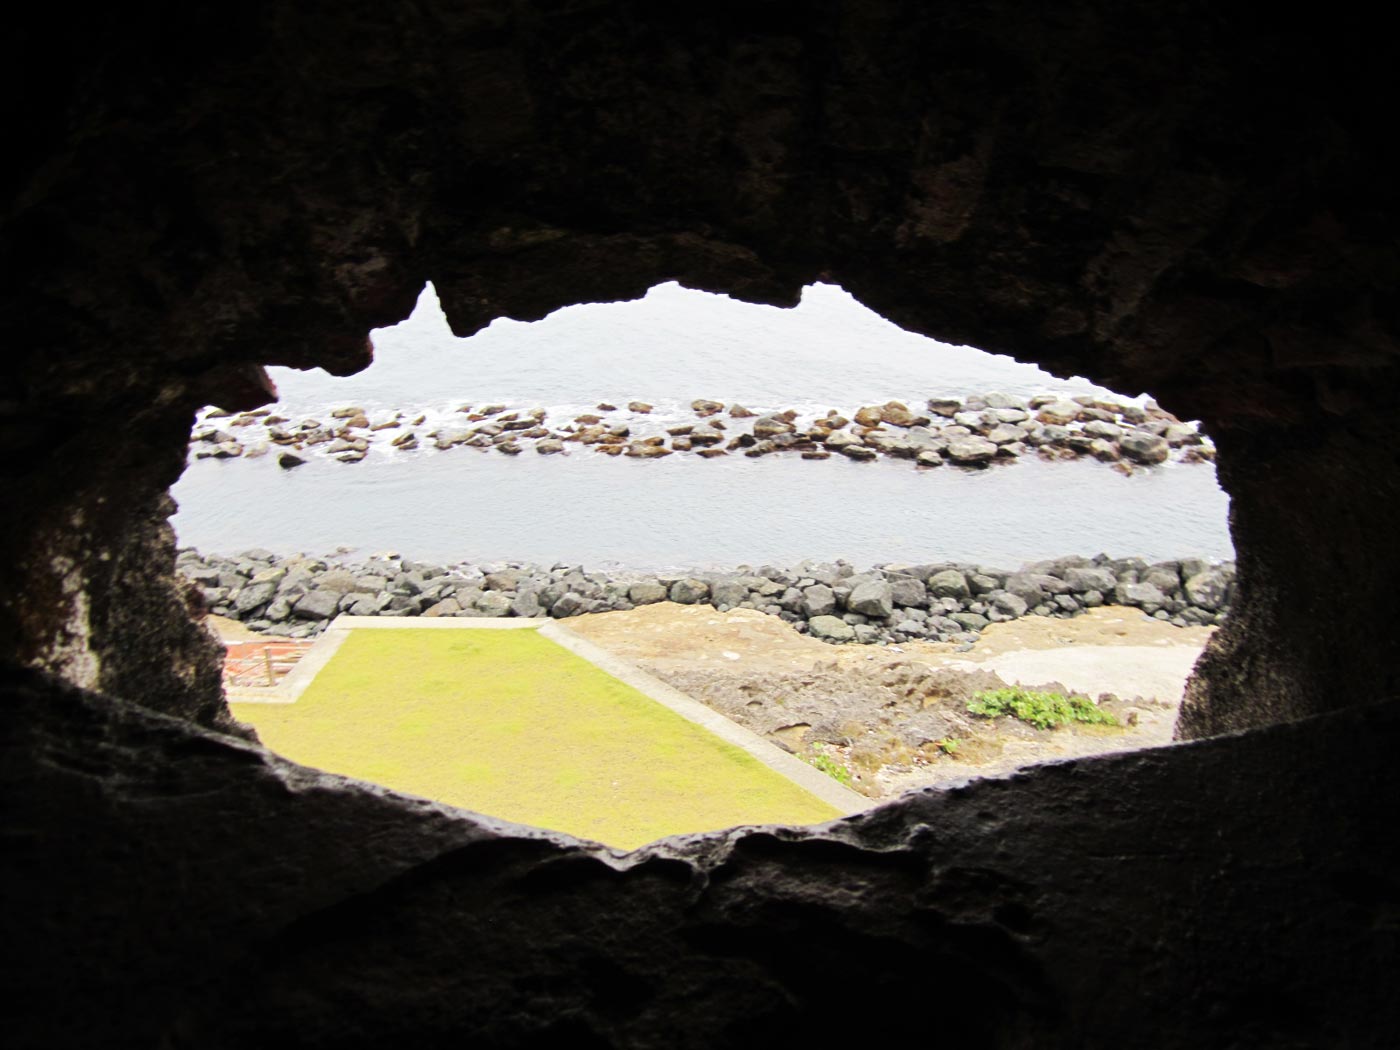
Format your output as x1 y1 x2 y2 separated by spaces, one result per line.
188 393 1214 473
181 548 1235 645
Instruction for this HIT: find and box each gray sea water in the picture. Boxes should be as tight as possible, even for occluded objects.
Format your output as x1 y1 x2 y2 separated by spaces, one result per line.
171 283 1233 568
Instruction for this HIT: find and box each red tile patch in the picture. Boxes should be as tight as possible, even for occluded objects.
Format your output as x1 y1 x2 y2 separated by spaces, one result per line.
223 640 314 690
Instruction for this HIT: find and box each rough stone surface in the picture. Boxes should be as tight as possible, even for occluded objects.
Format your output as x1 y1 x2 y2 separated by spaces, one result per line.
6 668 1399 1048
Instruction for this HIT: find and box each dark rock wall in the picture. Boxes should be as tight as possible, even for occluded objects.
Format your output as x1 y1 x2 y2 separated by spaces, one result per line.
1179 414 1400 737
6 667 1397 1048
3 4 1399 1044
5 3 1396 734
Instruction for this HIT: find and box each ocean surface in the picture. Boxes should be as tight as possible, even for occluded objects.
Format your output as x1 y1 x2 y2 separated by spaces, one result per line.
172 283 1233 568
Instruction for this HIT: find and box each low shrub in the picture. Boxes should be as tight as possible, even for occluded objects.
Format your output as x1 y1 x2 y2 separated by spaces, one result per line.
966 687 1118 731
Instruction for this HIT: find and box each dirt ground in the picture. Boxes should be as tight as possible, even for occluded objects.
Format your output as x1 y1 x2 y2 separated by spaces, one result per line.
564 604 1215 798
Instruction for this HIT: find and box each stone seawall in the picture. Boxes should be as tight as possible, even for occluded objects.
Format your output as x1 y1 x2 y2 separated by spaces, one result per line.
181 548 1234 646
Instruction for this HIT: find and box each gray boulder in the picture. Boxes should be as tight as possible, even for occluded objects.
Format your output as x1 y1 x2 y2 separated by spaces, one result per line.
1036 401 1080 425
1116 581 1168 607
823 430 859 449
808 615 855 642
1120 430 1171 464
710 579 749 609
484 571 524 591
421 598 461 617
848 580 894 619
474 592 513 617
510 591 543 618
233 580 277 614
1144 569 1182 595
1083 420 1123 440
293 590 341 621
890 577 927 608
1064 566 1118 594
305 570 351 594
801 584 837 618
1004 573 1046 607
991 592 1029 618
550 592 585 618
752 416 796 439
985 423 1027 445
950 611 990 631
1184 569 1231 611
927 569 970 600
346 595 383 617
628 581 667 605
669 579 710 604
944 436 998 464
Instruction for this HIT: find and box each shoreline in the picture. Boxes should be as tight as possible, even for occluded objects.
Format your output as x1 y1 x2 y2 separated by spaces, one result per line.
181 547 1235 646
189 391 1215 473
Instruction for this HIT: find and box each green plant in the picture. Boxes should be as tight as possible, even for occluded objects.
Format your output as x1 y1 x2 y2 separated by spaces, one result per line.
933 737 961 756
806 743 854 787
966 687 1119 731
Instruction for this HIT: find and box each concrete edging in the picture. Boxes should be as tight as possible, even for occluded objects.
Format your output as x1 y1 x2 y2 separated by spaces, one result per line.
224 626 352 704
539 621 872 815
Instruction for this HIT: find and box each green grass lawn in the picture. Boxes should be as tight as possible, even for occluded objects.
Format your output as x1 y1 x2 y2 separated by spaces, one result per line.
232 628 840 849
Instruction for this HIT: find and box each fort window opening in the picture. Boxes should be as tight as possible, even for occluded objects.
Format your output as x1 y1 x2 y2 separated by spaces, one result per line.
173 281 1233 845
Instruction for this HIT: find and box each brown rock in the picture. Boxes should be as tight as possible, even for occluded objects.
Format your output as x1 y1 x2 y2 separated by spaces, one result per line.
880 400 916 426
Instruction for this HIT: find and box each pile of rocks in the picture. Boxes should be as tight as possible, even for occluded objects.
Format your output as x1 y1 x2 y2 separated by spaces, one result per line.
181 548 1235 645
188 393 1213 472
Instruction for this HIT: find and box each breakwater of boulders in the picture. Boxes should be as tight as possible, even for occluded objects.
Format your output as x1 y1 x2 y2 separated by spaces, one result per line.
181 548 1235 646
189 392 1214 473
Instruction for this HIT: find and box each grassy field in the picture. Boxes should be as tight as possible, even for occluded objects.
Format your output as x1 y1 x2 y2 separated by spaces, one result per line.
232 627 840 849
